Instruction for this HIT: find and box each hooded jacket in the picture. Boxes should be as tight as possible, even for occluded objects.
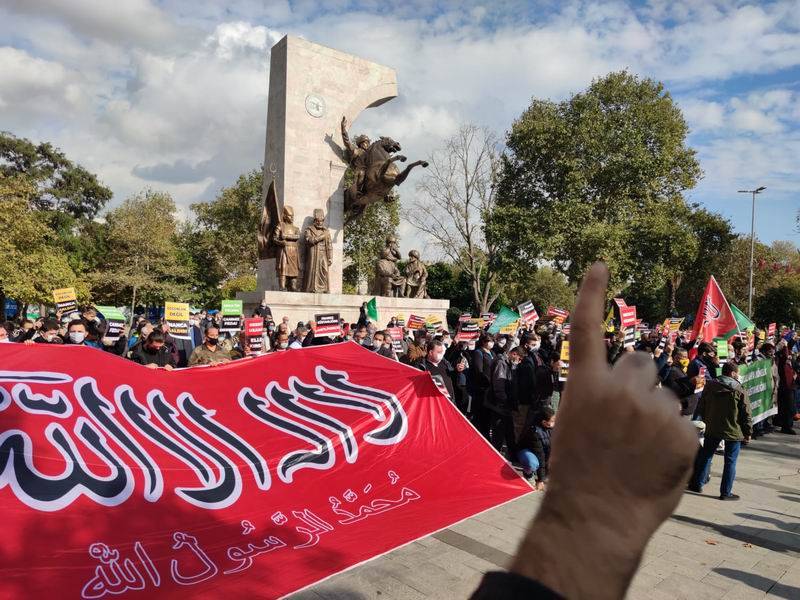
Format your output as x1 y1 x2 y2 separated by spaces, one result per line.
696 374 752 441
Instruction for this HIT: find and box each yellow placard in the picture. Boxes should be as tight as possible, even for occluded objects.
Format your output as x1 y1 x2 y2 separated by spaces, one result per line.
165 302 190 321
560 341 570 362
499 320 520 335
53 287 77 303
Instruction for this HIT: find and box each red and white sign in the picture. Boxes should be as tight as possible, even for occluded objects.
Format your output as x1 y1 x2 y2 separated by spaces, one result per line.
517 301 539 325
406 315 426 330
768 323 776 338
387 326 404 353
314 313 342 337
0 343 530 599
244 317 264 353
546 306 569 325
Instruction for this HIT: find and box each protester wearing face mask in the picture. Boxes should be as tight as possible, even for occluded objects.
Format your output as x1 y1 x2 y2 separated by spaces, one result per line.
511 333 552 438
373 331 398 361
517 407 556 489
21 320 62 345
413 339 458 402
487 346 522 459
65 320 90 346
272 331 290 352
662 347 695 416
130 331 177 370
469 334 496 439
0 324 12 344
688 361 752 500
189 325 232 366
289 325 308 349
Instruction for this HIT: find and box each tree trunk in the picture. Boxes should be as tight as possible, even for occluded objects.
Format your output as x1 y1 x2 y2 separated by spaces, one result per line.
130 286 137 326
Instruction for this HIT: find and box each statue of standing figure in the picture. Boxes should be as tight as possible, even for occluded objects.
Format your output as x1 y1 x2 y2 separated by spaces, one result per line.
273 206 300 291
373 235 406 297
404 250 429 298
303 208 333 293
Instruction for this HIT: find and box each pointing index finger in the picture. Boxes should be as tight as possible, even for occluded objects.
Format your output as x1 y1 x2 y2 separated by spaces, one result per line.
569 262 609 370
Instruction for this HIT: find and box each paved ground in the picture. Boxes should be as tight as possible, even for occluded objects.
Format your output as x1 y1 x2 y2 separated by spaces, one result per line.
291 429 800 599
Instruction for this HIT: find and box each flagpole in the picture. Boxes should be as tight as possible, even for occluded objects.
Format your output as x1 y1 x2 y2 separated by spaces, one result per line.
737 186 766 317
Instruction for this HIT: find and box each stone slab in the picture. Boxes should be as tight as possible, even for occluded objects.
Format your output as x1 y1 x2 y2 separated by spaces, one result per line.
238 290 449 327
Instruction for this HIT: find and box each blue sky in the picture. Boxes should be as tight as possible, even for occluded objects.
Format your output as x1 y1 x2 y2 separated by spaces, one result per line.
1 0 798 251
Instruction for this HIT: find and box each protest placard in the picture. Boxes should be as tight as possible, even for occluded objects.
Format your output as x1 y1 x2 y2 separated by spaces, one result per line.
406 314 425 330
767 322 776 338
558 341 570 382
220 300 244 334
244 317 264 353
454 320 480 342
739 358 777 424
394 314 406 328
53 287 78 317
164 302 190 339
425 315 443 331
387 326 404 353
695 366 707 393
715 338 729 363
315 313 342 337
547 306 569 325
481 313 496 328
517 301 539 325
95 306 127 341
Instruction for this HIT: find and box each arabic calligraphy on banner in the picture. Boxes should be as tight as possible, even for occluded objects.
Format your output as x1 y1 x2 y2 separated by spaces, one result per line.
0 343 530 599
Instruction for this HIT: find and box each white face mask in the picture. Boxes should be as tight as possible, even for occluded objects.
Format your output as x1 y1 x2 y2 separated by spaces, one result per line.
467 342 476 351
0 337 10 344
530 342 541 352
431 351 445 364
69 331 86 343
279 341 288 349
43 333 56 342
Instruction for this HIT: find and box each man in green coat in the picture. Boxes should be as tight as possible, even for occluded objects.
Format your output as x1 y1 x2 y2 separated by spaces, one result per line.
688 361 752 500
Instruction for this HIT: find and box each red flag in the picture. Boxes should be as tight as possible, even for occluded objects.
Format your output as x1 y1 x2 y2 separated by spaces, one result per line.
691 276 737 341
0 343 530 599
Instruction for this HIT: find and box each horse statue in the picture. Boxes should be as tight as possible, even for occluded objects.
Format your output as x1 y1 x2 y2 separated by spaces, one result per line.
342 120 428 225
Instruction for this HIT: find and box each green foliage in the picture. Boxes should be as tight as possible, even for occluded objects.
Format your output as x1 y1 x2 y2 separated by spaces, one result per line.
0 174 86 304
489 70 702 296
0 131 112 219
495 266 576 313
754 281 800 327
88 190 187 306
343 196 399 292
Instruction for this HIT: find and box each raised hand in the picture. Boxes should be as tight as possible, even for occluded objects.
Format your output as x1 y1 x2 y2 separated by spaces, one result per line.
510 263 696 600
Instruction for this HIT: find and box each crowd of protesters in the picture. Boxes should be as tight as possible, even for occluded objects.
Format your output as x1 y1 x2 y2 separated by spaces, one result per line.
2 300 798 496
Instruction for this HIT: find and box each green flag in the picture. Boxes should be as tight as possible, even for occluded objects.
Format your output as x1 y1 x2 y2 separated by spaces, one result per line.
488 306 521 334
95 305 126 321
723 304 756 339
366 297 379 322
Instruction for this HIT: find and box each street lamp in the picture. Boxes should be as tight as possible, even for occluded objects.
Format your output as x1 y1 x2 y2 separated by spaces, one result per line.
737 186 766 317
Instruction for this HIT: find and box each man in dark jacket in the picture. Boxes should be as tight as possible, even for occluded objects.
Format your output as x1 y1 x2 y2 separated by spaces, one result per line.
470 334 495 438
487 346 522 457
688 361 752 500
414 339 461 402
662 347 695 416
130 331 177 369
517 407 555 490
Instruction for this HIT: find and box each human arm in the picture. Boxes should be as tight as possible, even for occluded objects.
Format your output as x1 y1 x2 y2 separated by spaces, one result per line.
737 388 752 439
502 264 695 600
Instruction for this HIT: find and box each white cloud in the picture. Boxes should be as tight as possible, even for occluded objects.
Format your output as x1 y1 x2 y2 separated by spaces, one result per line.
0 0 798 249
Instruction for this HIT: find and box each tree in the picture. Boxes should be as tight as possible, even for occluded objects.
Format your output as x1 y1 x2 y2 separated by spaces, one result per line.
89 190 187 310
406 124 501 312
488 71 702 296
0 173 86 308
0 131 112 219
754 281 800 327
343 199 399 294
496 266 576 314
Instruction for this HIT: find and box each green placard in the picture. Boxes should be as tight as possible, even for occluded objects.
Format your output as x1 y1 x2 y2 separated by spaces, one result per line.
95 305 126 321
715 338 729 360
26 306 40 320
221 299 243 315
739 358 775 425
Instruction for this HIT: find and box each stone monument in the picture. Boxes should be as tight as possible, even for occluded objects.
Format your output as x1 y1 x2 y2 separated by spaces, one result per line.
239 36 449 325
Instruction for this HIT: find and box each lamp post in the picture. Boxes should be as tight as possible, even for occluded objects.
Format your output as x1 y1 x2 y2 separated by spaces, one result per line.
737 186 766 317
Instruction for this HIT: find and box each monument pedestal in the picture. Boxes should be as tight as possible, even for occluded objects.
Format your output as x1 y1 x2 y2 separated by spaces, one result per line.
238 290 449 328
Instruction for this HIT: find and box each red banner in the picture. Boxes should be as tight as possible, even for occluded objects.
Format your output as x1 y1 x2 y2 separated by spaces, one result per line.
0 343 529 599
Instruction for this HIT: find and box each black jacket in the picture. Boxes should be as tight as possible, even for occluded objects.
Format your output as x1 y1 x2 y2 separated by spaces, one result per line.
662 365 695 415
414 357 456 402
130 344 177 368
518 424 552 481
